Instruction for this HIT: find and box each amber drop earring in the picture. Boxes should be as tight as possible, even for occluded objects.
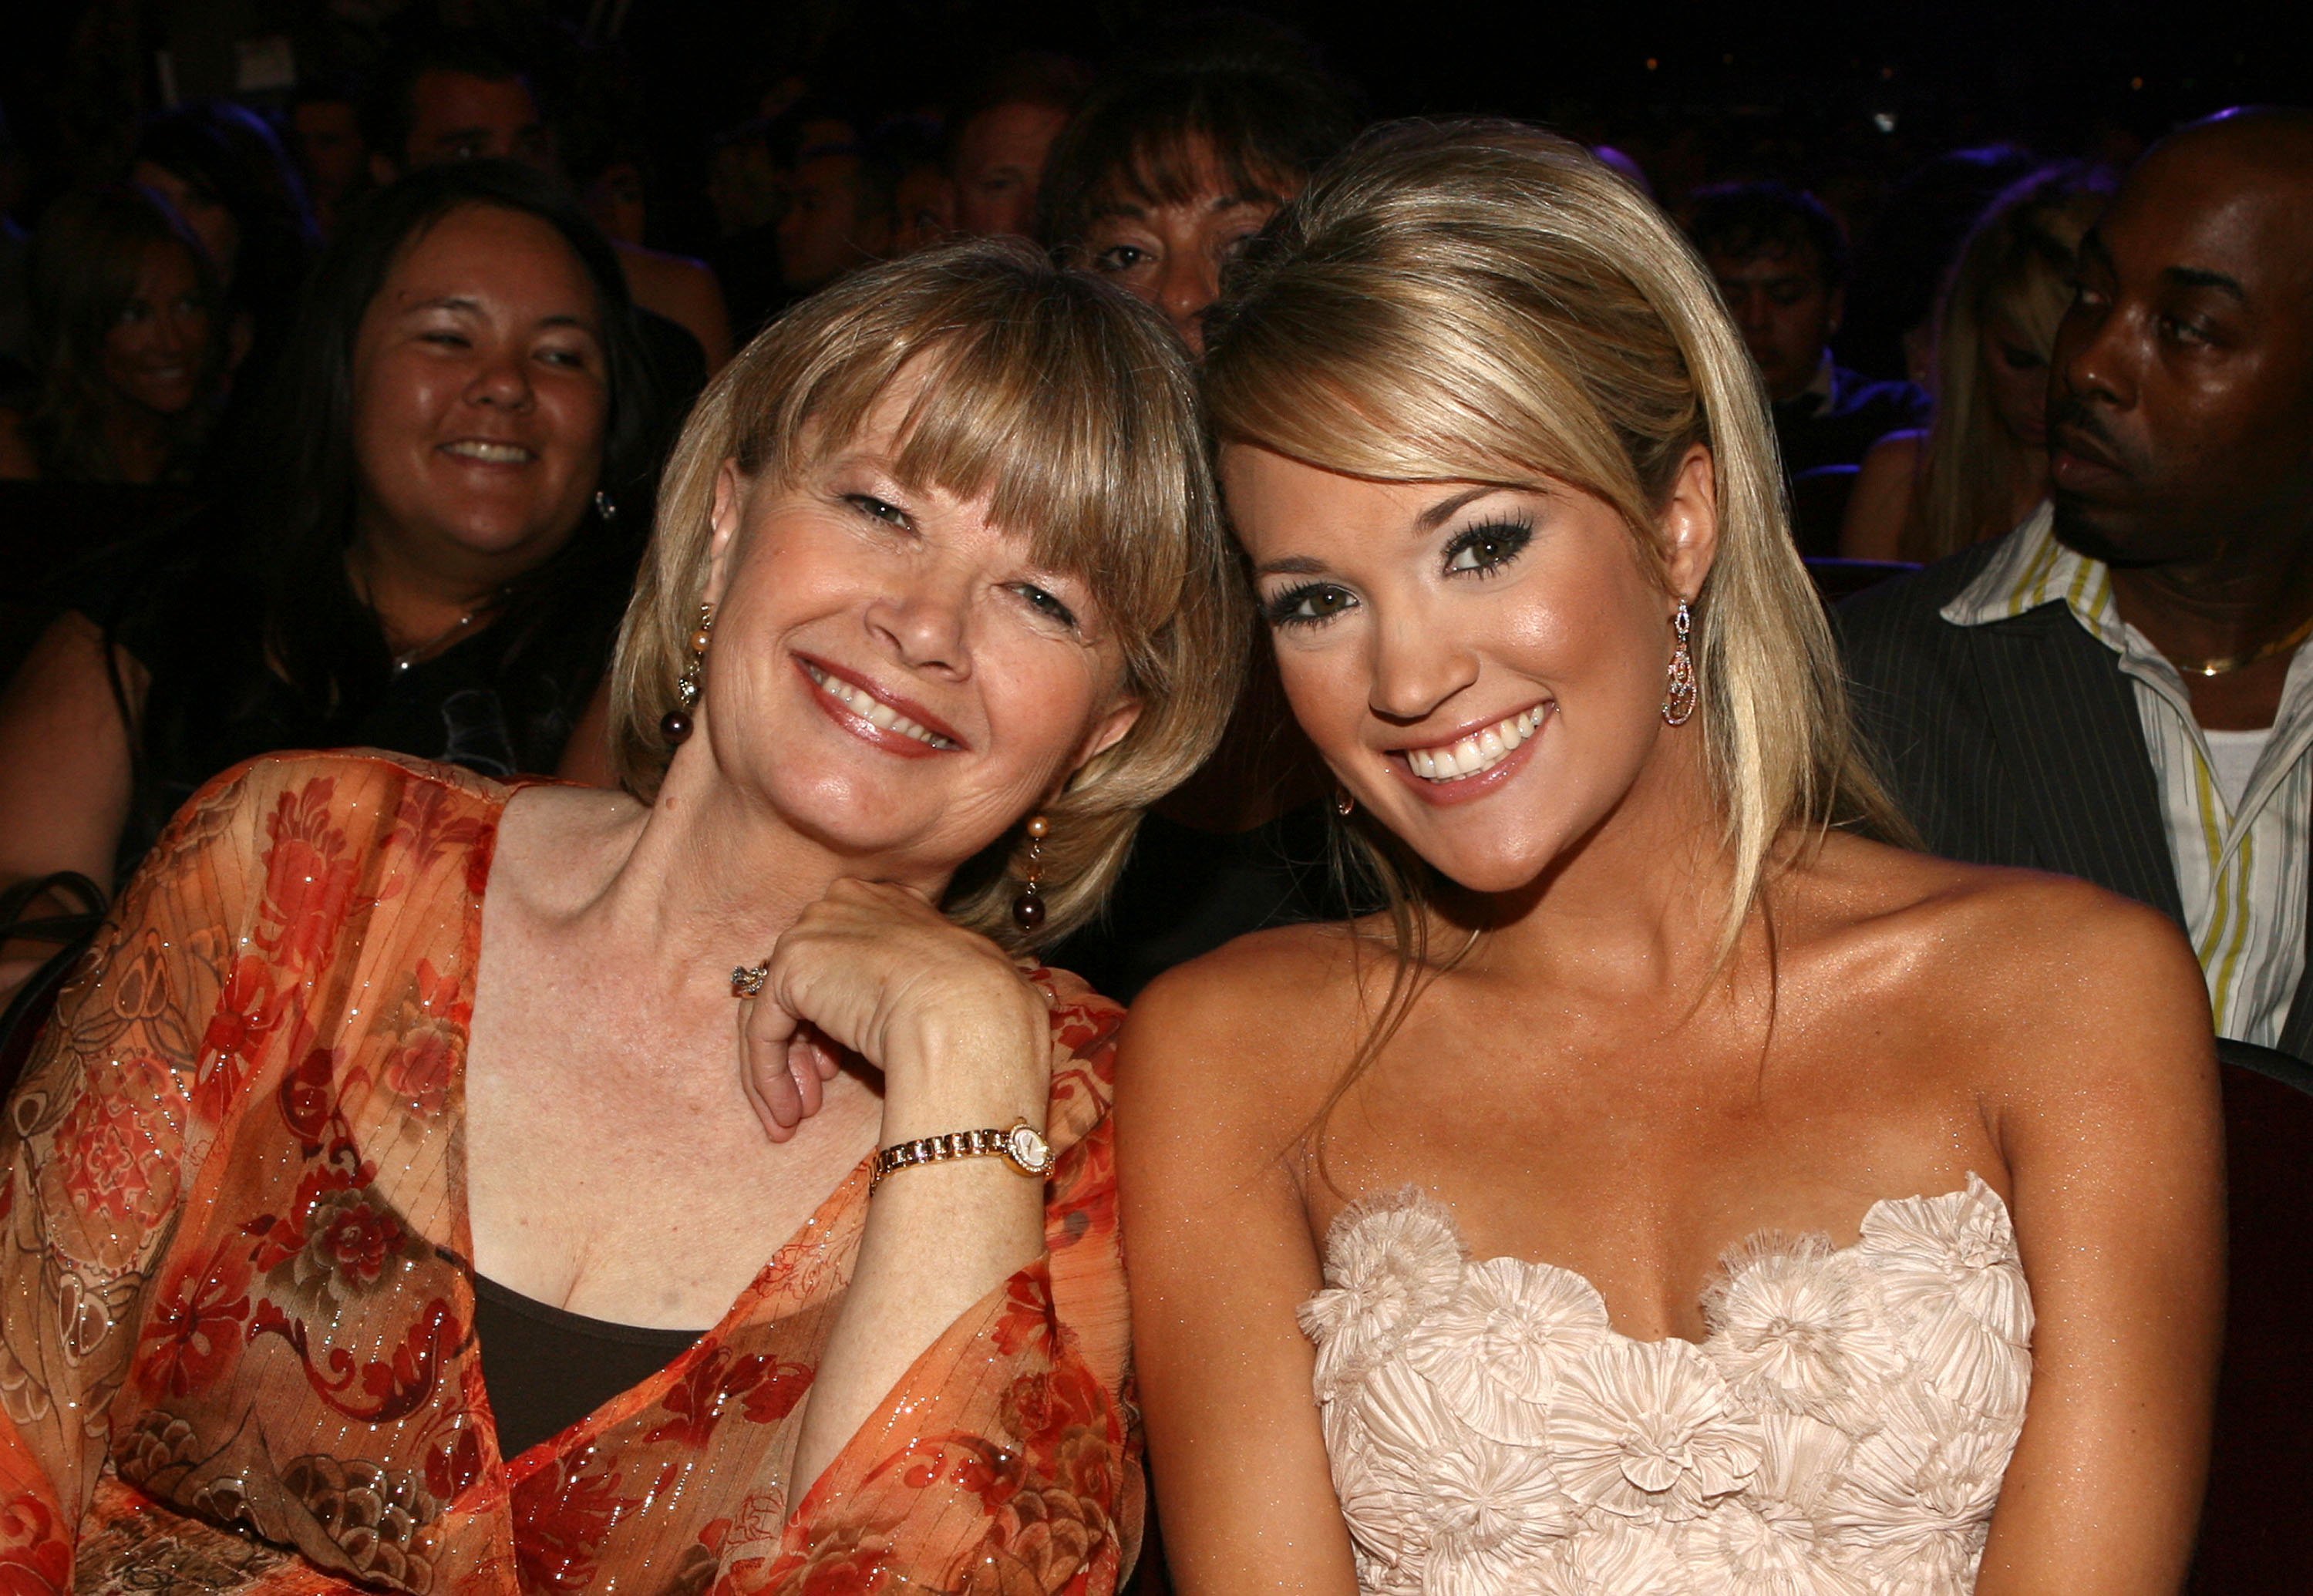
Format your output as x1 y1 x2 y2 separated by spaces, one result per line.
662 603 714 745
1012 814 1051 934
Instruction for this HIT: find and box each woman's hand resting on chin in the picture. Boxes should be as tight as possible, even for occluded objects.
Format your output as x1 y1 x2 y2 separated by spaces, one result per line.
737 878 1052 1146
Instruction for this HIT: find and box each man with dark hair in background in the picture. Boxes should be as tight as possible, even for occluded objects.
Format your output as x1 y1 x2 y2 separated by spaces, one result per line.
285 79 370 238
1689 180 1929 497
1843 107 2313 1056
362 31 550 180
773 123 894 296
365 28 729 378
946 52 1089 241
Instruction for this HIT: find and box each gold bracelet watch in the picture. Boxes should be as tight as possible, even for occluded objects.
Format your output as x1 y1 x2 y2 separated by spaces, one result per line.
870 1119 1055 1192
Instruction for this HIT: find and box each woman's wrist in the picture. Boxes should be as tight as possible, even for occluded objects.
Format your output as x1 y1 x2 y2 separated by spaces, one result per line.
876 982 1051 1144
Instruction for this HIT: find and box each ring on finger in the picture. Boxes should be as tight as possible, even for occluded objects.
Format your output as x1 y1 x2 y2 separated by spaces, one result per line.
731 962 768 998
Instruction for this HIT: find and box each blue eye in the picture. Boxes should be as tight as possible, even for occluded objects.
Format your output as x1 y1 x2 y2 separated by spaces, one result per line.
1443 518 1534 576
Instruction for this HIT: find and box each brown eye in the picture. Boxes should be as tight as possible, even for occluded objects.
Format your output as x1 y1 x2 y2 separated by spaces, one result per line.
1265 582 1357 628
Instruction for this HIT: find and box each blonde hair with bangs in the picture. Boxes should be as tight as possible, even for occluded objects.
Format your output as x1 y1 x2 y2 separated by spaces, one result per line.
610 238 1248 949
1203 120 1906 985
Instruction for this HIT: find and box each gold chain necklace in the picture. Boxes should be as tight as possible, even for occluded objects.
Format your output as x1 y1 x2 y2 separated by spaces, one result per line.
2172 611 2313 678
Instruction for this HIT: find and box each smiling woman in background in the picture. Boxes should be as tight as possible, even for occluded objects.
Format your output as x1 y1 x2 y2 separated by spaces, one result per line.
0 160 666 990
0 184 228 483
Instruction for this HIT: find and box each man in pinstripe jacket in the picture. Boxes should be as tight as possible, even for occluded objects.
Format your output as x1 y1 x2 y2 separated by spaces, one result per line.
1841 108 2313 1059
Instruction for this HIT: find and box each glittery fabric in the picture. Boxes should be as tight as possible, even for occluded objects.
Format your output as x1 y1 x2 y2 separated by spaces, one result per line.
0 752 1140 1595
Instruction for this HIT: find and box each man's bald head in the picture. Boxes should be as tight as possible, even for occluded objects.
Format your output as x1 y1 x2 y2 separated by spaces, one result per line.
2046 104 2313 567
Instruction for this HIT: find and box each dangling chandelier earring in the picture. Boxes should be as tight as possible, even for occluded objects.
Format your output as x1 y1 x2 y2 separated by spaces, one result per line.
1012 814 1051 934
1662 599 1698 727
662 603 713 745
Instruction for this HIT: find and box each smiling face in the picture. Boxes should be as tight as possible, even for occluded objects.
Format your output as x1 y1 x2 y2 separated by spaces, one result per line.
348 203 609 584
1225 445 1716 893
101 239 213 416
1082 136 1292 353
694 375 1141 875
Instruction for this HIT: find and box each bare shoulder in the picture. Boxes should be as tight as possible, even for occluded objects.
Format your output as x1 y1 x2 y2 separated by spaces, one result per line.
1860 427 1925 473
1118 919 1375 1132
1798 833 2211 1083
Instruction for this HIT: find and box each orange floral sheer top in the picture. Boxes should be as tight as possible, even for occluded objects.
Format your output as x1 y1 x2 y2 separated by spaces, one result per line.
0 753 1140 1596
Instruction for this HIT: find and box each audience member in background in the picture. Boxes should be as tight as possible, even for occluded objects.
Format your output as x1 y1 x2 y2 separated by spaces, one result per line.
1843 109 2313 1058
285 80 372 237
1688 181 1929 491
1843 164 2112 564
131 101 320 402
0 163 663 976
366 29 729 384
704 100 861 337
1039 17 1357 355
0 185 227 484
776 131 894 295
565 125 733 372
1842 143 2043 388
1036 17 1361 1002
947 52 1089 240
875 115 954 256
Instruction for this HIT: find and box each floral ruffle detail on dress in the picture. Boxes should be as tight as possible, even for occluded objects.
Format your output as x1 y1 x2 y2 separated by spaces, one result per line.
1302 1174 2032 1595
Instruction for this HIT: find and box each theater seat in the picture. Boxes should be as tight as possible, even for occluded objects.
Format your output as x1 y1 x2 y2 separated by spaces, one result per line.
2187 1039 2313 1590
1787 463 1860 558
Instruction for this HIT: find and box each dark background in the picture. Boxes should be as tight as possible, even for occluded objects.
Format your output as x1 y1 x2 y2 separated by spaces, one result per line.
5 0 2301 258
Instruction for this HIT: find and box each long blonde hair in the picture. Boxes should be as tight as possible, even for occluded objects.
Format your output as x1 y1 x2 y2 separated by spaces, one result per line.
1201 120 1907 1124
608 239 1249 950
1907 163 2111 563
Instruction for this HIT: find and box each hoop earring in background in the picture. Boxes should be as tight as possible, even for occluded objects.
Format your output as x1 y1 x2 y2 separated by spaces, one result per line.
1334 784 1355 818
662 602 713 745
1011 814 1051 934
1662 599 1698 727
594 489 618 522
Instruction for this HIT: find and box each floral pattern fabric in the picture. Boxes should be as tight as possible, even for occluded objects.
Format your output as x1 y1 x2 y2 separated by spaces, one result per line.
1301 1179 2032 1596
0 751 1140 1596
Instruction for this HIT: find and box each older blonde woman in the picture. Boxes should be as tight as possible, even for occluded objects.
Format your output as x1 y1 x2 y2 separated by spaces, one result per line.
1117 124 2220 1595
0 239 1242 1594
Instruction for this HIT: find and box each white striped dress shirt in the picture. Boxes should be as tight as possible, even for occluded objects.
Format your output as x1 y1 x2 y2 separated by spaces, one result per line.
1943 505 2313 1045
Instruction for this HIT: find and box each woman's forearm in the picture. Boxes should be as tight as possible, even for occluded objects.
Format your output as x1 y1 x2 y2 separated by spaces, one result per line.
787 998 1054 1494
788 1152 1046 1493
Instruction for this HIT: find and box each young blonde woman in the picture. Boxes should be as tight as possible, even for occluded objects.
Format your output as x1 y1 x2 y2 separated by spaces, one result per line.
1840 165 2111 565
1116 124 2220 1595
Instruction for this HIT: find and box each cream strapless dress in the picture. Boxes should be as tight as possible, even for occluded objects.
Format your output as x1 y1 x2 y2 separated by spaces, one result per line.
1299 1177 2032 1595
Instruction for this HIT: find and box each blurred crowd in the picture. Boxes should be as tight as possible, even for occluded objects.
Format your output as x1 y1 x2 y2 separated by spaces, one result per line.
0 0 2208 902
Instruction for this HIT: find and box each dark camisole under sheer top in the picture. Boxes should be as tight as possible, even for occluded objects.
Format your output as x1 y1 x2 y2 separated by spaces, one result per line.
471 1275 703 1456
